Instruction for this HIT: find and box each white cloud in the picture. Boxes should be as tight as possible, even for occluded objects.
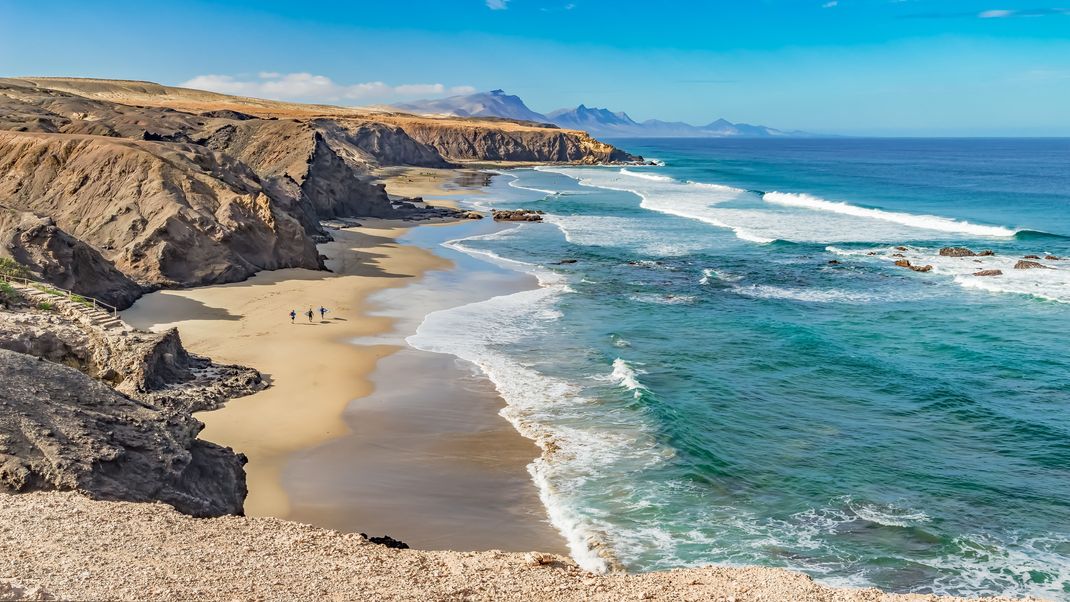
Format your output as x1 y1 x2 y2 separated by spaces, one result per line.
486 0 509 9
978 9 1013 18
180 72 475 104
822 1 838 7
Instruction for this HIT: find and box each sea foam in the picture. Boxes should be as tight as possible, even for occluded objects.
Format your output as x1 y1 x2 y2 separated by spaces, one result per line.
764 192 1019 238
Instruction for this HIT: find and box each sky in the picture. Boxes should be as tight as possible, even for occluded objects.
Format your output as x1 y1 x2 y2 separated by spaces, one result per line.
2 0 1070 135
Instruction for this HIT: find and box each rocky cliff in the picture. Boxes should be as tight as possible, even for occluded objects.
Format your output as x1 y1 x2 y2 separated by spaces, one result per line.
0 299 264 516
388 120 636 164
0 348 247 517
0 77 639 307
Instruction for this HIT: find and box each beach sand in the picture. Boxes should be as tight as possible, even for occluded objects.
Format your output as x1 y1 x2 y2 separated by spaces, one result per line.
123 171 565 553
123 224 446 518
374 166 493 205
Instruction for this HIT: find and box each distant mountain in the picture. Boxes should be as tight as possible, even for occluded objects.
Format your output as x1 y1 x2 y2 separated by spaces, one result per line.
390 90 819 138
546 104 639 134
393 89 546 123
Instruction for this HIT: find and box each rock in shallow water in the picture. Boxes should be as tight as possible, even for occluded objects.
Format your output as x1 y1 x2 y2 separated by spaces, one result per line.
939 247 976 257
1014 260 1051 270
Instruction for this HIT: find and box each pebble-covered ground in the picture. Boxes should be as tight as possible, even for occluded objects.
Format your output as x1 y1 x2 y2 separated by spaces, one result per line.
0 492 1036 602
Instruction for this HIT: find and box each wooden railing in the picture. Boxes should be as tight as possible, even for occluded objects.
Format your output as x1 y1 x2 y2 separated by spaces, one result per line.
0 274 118 316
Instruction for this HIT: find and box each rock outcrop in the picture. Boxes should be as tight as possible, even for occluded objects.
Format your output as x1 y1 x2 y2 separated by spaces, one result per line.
0 348 246 517
973 269 1003 277
939 247 976 257
493 209 545 222
0 307 263 413
1014 260 1051 270
894 259 933 273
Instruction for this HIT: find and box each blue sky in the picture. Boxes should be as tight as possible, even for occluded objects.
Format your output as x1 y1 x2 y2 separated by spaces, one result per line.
2 0 1069 135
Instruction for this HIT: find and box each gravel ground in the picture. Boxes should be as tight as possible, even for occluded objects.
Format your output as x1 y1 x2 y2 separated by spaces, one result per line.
0 492 1035 602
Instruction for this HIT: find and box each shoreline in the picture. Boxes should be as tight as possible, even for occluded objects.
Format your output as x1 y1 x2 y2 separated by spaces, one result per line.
123 167 566 553
11 165 1033 601
124 222 450 517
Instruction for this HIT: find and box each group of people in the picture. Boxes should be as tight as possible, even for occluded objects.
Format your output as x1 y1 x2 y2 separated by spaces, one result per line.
290 306 329 323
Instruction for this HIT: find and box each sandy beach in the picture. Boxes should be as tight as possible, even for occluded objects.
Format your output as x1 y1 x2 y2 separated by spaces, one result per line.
122 169 565 553
124 223 448 517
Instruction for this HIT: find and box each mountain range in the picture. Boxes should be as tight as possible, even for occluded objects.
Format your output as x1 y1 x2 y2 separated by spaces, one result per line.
392 90 817 138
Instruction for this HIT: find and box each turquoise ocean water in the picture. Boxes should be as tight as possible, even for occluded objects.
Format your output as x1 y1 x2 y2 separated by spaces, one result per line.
406 139 1070 598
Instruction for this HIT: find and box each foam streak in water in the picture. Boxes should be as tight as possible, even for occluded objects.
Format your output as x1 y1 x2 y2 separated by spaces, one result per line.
764 192 1019 238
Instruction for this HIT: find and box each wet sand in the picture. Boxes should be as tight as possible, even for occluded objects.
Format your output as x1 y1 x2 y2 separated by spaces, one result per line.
284 348 565 553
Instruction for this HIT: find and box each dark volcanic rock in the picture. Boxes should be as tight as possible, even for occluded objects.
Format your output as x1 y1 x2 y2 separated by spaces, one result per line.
978 250 995 256
0 348 246 517
360 533 410 550
939 247 976 257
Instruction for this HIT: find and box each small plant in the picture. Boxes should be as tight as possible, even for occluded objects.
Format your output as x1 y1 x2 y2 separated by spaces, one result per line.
0 281 23 307
32 283 65 297
0 257 29 280
70 294 93 307
37 301 55 312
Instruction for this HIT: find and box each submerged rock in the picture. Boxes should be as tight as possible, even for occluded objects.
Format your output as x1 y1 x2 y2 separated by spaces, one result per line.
462 211 484 220
939 247 976 257
1045 255 1062 260
973 269 1003 277
1024 255 1041 260
978 250 995 256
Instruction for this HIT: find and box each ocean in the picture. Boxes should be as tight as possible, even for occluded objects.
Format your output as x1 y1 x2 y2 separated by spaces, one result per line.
405 138 1070 598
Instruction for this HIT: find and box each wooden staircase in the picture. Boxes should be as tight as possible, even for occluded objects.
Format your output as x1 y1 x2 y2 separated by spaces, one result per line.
2 276 130 332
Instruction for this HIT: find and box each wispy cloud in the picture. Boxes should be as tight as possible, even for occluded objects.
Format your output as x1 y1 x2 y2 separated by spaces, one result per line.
486 0 509 9
181 73 475 103
822 1 839 8
903 6 1070 18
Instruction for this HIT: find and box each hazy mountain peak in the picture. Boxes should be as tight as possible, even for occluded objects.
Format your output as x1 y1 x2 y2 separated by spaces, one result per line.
392 90 816 137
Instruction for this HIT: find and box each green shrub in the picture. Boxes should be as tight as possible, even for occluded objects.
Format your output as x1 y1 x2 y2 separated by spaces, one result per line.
32 283 65 297
37 301 54 312
0 257 28 280
0 281 22 307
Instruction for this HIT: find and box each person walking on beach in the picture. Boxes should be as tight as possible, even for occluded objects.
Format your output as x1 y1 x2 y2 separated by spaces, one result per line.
306 308 314 323
319 306 328 320
289 309 296 324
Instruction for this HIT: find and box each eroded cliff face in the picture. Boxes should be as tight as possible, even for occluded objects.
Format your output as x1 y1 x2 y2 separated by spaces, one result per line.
387 121 638 163
0 77 639 304
0 130 322 295
0 348 247 517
